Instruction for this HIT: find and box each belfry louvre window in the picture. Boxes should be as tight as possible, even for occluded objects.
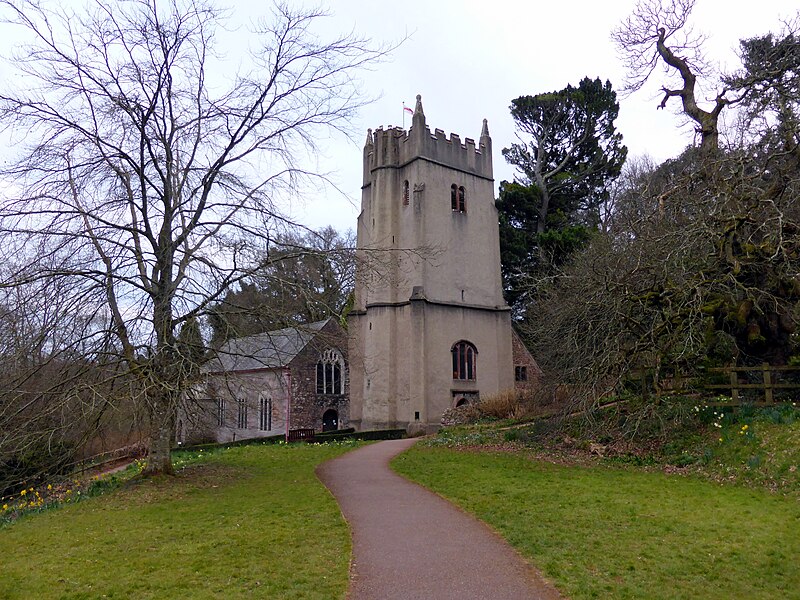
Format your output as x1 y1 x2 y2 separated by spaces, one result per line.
403 180 410 205
316 348 345 395
451 184 466 212
452 341 477 380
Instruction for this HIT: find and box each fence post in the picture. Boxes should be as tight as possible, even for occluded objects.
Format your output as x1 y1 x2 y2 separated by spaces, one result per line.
729 369 739 404
763 363 773 405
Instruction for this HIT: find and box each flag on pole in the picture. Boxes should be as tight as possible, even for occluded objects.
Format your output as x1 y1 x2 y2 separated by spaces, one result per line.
403 102 414 128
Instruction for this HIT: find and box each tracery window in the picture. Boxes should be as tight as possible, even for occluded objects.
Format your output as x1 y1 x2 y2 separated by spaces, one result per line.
316 348 345 395
452 341 477 380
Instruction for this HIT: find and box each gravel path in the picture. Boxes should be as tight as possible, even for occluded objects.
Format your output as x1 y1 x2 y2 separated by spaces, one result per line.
317 438 562 600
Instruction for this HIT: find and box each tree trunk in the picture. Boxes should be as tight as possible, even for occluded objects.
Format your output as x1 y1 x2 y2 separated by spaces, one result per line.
142 395 176 476
656 27 726 155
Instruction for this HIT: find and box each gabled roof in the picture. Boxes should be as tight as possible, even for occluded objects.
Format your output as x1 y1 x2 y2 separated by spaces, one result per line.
207 319 331 373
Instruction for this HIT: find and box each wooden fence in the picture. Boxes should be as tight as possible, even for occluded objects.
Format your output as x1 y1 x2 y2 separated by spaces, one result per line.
633 364 800 406
703 364 800 406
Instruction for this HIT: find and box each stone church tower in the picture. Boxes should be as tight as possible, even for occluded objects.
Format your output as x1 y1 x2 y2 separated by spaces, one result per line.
348 95 514 433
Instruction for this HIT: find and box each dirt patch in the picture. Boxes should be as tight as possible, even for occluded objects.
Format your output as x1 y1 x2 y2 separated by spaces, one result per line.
110 462 247 505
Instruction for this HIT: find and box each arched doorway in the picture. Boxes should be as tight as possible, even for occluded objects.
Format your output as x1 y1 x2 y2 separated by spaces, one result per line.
455 397 468 407
322 409 338 432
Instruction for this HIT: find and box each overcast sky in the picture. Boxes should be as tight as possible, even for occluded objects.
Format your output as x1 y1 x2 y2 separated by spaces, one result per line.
0 1 795 235
288 0 795 233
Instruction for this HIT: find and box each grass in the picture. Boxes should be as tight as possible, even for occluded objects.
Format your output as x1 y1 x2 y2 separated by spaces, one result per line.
393 445 800 600
681 404 800 491
0 442 356 600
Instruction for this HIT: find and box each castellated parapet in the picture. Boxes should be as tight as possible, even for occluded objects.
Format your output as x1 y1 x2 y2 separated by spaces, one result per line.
363 94 493 182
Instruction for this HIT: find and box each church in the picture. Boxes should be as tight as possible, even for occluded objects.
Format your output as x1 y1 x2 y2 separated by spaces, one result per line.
181 95 530 443
347 95 521 434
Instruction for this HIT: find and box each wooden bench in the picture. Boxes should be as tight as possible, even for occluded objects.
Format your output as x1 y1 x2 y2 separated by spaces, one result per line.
287 428 316 443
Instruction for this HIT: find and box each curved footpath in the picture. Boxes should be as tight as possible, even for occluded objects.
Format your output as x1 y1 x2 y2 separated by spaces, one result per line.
316 438 562 600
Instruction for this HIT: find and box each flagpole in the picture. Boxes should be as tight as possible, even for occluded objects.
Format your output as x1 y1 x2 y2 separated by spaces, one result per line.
402 102 406 129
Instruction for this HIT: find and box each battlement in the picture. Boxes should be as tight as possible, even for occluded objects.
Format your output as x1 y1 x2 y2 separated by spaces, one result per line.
363 95 493 181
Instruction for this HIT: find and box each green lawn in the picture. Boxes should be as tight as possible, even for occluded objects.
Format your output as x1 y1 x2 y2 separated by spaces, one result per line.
0 443 353 600
393 445 800 600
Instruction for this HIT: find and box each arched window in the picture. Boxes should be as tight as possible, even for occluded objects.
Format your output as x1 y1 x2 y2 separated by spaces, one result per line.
451 184 466 213
403 180 410 206
259 395 272 431
451 341 477 380
237 398 248 429
316 348 345 395
216 398 225 426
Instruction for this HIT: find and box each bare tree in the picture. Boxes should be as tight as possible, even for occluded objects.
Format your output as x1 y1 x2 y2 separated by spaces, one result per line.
525 145 800 413
0 265 129 494
612 0 737 152
207 226 356 347
0 0 385 475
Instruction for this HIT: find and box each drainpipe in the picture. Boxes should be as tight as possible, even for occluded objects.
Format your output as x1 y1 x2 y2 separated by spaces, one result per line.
285 367 292 443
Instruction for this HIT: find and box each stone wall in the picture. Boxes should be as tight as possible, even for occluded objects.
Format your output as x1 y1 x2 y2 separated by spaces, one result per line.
511 330 541 392
288 319 350 431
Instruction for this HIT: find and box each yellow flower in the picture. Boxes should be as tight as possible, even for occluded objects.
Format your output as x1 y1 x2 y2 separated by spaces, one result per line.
47 484 52 490
20 489 26 496
719 438 723 442
2 504 7 511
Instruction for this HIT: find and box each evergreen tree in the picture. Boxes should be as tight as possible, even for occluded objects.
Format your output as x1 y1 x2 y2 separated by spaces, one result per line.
498 77 627 313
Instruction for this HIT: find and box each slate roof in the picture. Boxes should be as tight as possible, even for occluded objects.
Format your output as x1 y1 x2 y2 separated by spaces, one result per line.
207 319 330 373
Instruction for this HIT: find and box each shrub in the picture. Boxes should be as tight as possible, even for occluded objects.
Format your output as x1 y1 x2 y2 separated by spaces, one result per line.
479 389 528 420
0 440 76 497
